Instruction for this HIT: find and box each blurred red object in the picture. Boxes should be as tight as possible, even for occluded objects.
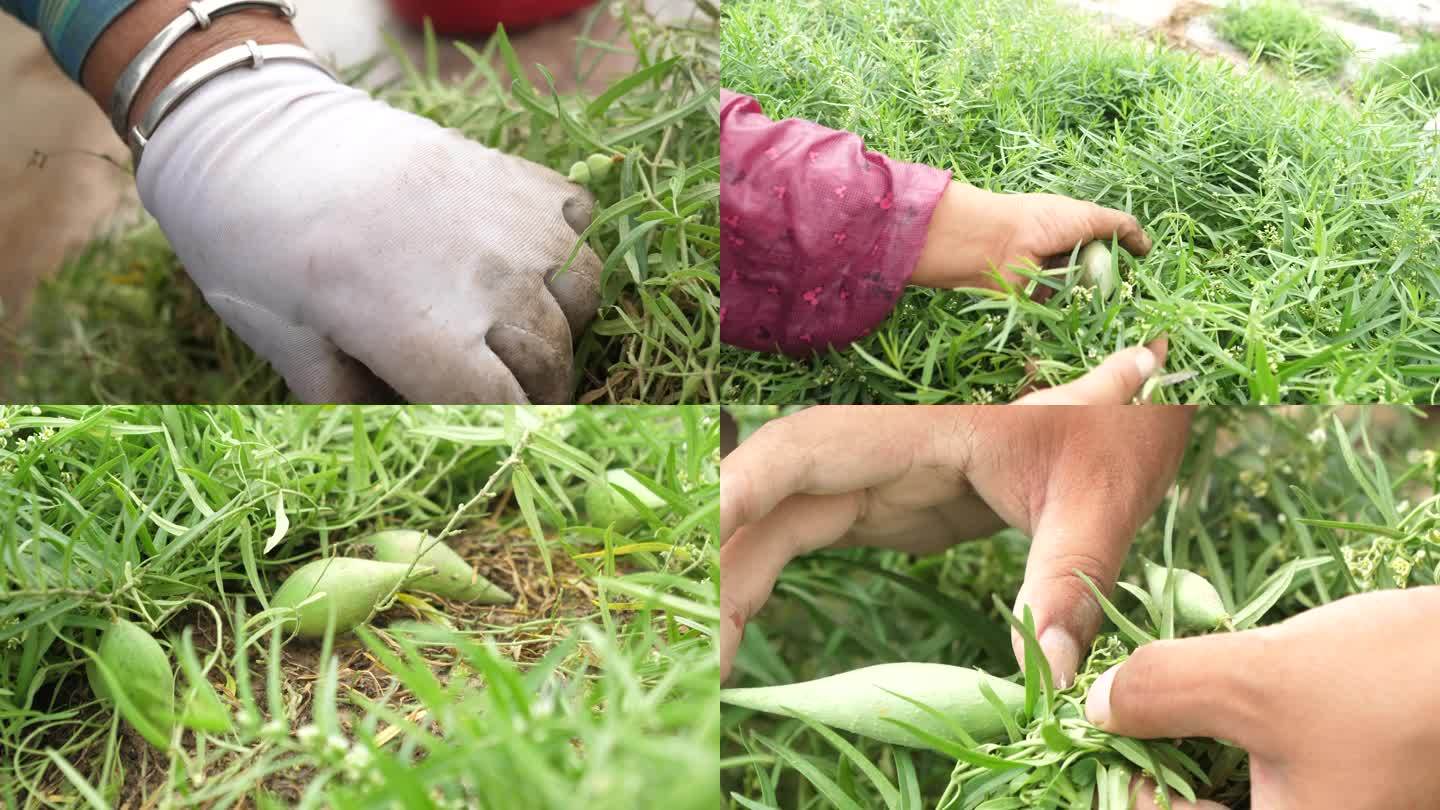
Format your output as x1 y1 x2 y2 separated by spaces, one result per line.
387 0 596 33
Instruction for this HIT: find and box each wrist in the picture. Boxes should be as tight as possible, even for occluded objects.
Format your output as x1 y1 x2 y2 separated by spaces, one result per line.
82 1 302 132
910 182 1010 288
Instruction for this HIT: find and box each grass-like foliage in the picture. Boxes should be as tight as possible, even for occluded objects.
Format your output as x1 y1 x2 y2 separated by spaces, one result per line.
0 404 719 808
721 407 1439 807
1364 37 1440 116
1216 0 1351 77
8 228 283 404
721 0 1440 404
6 2 718 404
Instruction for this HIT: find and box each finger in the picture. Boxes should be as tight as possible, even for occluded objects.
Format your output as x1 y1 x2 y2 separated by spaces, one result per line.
1012 403 1189 685
1130 777 1230 810
1086 634 1270 750
720 406 943 543
486 273 580 404
545 180 602 338
546 242 602 339
348 318 535 400
205 293 399 403
721 492 862 680
558 179 596 238
1011 501 1135 688
346 318 532 403
1017 337 1167 405
1085 203 1153 256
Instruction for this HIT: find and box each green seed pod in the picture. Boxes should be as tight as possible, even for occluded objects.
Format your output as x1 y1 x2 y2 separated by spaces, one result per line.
720 663 1026 748
585 469 667 531
271 557 427 639
1143 559 1228 632
86 619 175 748
568 160 592 184
1077 241 1117 300
586 153 614 181
360 529 512 604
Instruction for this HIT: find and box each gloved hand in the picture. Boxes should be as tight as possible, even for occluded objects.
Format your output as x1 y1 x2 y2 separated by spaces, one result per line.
136 61 601 403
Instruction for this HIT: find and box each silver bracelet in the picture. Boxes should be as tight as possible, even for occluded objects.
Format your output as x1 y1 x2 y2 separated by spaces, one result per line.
109 0 298 139
128 40 335 166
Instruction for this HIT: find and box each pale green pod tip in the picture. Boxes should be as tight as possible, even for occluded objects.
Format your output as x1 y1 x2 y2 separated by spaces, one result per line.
585 469 668 531
1077 241 1117 300
87 618 175 748
720 662 1025 749
1143 558 1228 631
271 557 425 639
568 160 592 183
586 153 615 180
361 529 513 604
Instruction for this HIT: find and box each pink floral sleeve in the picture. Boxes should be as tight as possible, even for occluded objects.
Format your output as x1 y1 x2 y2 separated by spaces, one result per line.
719 90 952 355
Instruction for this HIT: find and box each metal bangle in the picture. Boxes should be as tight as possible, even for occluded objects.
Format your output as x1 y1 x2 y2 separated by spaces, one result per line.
128 40 336 167
109 0 298 139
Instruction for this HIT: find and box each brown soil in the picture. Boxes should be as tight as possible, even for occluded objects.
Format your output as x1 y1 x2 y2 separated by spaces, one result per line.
1158 0 1217 46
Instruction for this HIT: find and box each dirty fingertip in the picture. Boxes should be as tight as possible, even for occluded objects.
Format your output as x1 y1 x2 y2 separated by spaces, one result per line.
1085 664 1119 729
1039 626 1080 689
1133 346 1157 381
1144 334 1169 368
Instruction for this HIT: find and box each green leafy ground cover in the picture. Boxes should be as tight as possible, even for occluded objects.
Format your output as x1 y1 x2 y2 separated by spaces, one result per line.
0 405 719 808
6 2 718 404
1216 0 1351 77
720 0 1440 404
1364 36 1440 116
721 406 1439 807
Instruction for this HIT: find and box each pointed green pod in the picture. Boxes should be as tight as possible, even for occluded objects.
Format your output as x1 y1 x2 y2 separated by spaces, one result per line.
271 557 426 639
720 663 1026 748
360 529 512 604
1077 241 1117 300
1143 559 1228 632
86 618 175 748
568 161 592 183
585 469 667 531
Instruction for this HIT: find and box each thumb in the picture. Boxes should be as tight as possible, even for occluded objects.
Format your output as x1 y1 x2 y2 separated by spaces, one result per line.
1085 634 1268 748
1018 337 1167 405
1011 499 1138 689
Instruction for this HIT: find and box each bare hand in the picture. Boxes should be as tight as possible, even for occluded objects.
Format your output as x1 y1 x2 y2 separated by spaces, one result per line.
1087 587 1440 809
911 183 1152 292
720 346 1191 682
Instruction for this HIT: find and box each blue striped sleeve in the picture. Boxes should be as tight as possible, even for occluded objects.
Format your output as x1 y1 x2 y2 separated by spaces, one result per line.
2 0 138 81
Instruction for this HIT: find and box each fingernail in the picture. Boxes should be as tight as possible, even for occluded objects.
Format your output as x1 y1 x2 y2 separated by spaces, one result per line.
1134 347 1157 380
1039 626 1080 689
1086 665 1119 729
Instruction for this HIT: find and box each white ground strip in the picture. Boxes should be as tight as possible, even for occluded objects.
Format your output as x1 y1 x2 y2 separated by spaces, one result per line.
1061 0 1440 130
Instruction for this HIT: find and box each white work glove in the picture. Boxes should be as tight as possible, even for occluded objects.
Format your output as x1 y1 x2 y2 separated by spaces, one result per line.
136 62 601 403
